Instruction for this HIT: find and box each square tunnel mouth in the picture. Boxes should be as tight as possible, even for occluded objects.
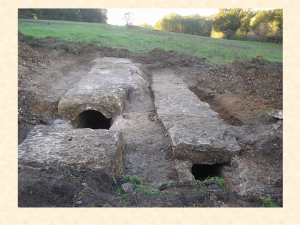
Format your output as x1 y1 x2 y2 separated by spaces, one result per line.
73 110 112 130
192 163 224 181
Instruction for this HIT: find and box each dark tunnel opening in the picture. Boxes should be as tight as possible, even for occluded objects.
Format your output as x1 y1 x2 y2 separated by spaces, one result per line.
73 110 112 130
191 164 223 181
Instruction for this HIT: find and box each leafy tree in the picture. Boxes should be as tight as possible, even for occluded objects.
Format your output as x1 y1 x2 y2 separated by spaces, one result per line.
269 9 283 31
18 9 108 23
123 12 134 26
250 10 271 31
182 15 199 35
212 8 245 35
153 13 213 37
153 13 182 33
153 19 163 30
166 13 182 33
240 10 254 32
249 9 282 43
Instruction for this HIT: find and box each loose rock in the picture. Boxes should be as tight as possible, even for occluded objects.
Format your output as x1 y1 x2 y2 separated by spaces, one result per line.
76 201 82 205
268 109 283 119
121 183 134 193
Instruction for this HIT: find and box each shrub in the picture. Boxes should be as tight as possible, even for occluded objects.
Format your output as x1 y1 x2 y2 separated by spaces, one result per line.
235 29 247 41
50 42 81 55
225 29 234 40
193 176 225 189
211 29 225 39
260 196 279 207
25 35 39 47
50 43 61 50
265 34 276 43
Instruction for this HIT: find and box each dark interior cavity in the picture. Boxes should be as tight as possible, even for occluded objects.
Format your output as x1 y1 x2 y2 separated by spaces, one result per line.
73 110 111 129
192 164 223 180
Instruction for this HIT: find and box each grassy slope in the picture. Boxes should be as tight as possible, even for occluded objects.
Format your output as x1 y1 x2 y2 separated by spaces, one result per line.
18 19 282 65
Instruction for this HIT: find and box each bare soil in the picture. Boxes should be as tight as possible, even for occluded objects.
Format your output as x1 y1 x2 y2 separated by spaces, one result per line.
18 31 283 207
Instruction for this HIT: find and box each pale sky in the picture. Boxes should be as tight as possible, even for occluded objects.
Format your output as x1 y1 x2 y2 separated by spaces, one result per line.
107 8 273 26
107 9 220 26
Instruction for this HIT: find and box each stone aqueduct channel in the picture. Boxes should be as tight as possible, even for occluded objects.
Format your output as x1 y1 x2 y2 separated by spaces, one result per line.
151 69 240 165
18 57 241 187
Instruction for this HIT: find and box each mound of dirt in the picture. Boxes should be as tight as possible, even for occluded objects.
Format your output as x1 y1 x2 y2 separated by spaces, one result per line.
175 56 282 125
18 30 25 42
18 165 268 207
137 48 207 68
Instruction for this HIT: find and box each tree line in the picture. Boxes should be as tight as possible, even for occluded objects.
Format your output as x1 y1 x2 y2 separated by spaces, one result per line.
149 13 213 37
139 9 282 43
18 8 282 43
18 9 108 24
212 8 282 43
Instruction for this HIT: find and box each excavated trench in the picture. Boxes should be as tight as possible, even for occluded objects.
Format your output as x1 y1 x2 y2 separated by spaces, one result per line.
17 35 283 206
189 86 244 126
18 58 254 193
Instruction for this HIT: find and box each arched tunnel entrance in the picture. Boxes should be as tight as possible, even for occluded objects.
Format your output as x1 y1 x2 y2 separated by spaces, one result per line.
191 163 224 181
73 110 112 130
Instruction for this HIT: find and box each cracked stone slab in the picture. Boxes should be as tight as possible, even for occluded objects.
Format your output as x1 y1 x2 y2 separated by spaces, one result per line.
18 125 124 173
151 69 240 164
58 57 149 121
174 160 195 182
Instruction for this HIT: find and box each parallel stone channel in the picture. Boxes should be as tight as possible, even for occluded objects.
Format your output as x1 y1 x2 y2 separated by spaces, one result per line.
151 69 240 165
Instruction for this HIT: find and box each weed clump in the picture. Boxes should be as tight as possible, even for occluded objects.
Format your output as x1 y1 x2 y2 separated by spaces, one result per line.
260 109 271 117
259 108 274 122
122 175 159 195
113 174 161 206
259 196 279 207
191 176 225 189
25 35 39 47
50 41 81 55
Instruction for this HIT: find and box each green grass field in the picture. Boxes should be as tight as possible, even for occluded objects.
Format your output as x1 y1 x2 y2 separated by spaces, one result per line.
18 19 283 65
